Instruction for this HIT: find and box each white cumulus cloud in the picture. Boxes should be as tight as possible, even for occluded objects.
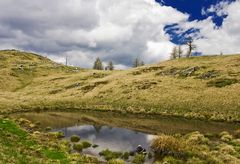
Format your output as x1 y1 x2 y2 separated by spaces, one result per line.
0 0 239 69
0 0 188 68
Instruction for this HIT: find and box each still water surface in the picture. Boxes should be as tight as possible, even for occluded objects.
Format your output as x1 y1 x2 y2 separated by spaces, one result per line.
57 125 155 156
12 111 240 163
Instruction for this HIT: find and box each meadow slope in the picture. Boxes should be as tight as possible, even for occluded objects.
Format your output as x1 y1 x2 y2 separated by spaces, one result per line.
0 50 240 121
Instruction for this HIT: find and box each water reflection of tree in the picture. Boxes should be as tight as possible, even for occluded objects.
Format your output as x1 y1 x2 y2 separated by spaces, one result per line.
93 125 102 133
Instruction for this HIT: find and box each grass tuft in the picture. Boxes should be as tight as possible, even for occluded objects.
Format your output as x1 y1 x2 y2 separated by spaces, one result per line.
70 135 80 142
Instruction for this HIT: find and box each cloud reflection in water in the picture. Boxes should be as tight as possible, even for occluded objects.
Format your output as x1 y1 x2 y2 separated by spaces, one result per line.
55 125 155 156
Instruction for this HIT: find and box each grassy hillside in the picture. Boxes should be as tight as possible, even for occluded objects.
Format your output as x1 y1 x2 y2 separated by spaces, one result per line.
1 50 240 121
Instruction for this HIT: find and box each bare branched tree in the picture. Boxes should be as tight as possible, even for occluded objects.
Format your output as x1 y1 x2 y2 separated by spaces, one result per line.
133 58 140 68
186 38 196 58
178 46 183 58
170 46 178 60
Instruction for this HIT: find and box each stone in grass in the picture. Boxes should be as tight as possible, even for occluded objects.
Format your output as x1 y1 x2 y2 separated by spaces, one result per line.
70 135 81 142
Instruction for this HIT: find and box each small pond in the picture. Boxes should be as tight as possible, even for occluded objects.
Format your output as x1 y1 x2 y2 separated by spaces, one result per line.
12 111 240 163
58 125 155 162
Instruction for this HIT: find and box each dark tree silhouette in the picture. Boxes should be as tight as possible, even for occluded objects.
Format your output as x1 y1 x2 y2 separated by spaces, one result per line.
108 61 114 70
178 46 183 58
133 58 145 67
93 57 103 70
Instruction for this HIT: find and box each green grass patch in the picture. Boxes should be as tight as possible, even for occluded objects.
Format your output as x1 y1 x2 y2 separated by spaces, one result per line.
0 117 97 163
70 135 81 142
99 149 123 161
132 154 145 164
42 149 66 160
81 141 92 148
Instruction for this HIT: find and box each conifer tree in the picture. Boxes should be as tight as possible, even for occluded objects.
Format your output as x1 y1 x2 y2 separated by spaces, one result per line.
93 57 103 70
108 61 114 70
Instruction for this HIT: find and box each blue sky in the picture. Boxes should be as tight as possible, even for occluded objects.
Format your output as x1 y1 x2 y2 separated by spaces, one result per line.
158 0 236 44
0 0 239 68
159 0 237 23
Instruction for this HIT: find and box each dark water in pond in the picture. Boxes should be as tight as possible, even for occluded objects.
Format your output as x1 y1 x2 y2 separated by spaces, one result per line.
12 111 240 163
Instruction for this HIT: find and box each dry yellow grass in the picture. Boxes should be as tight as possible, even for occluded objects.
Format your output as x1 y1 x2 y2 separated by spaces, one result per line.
0 50 240 121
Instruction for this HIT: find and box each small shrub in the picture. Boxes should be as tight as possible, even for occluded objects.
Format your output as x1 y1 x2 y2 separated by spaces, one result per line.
220 131 229 137
132 154 145 164
219 131 233 142
107 159 125 164
56 132 65 138
151 135 186 158
122 152 130 160
221 135 233 142
49 131 65 139
147 152 153 159
81 141 92 148
73 143 83 152
234 129 240 138
207 78 238 88
218 144 236 155
186 157 205 164
163 156 184 164
230 139 240 146
99 149 122 161
45 127 52 131
70 135 80 142
185 131 209 145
